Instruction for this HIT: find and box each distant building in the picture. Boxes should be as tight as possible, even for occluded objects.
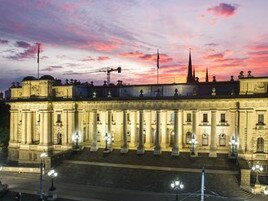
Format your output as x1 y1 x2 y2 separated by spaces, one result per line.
7 54 268 176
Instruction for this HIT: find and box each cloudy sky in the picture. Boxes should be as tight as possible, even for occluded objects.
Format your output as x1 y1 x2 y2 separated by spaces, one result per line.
0 0 268 91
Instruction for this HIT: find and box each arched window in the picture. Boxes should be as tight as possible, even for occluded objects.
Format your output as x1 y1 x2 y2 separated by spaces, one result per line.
186 132 192 144
257 137 264 153
170 131 174 146
202 133 208 146
219 134 226 146
57 133 62 145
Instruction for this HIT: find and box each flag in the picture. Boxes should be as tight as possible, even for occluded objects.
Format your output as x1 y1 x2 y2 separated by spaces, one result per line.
37 43 40 64
157 49 159 69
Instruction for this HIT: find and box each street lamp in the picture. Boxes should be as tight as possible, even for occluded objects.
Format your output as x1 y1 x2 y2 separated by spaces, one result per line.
264 187 268 195
229 136 238 157
39 152 47 201
171 179 184 201
103 133 113 153
189 135 198 156
72 132 81 149
48 169 58 191
252 162 263 186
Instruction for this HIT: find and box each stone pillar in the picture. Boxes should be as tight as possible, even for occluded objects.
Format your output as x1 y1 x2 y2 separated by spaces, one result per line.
240 169 251 189
26 111 32 144
178 110 183 149
192 110 197 135
130 111 137 148
209 110 217 157
172 110 179 156
154 110 161 155
239 111 246 152
78 110 84 143
21 111 27 144
14 111 18 142
121 110 128 153
137 110 144 154
62 110 68 145
67 110 75 145
39 111 44 145
145 111 151 148
10 110 15 142
91 109 98 151
43 111 49 145
161 111 167 149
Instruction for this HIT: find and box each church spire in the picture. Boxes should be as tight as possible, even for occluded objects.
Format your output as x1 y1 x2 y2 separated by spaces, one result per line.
186 48 193 83
206 67 209 82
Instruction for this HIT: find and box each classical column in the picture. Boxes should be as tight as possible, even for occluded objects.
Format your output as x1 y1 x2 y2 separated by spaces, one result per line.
43 111 49 145
120 110 128 153
62 110 68 145
91 109 98 151
39 111 44 145
130 111 137 148
67 110 75 145
178 110 183 149
21 111 27 144
172 110 179 156
154 110 161 155
238 110 246 152
78 110 84 143
26 111 32 144
137 110 144 154
145 110 151 148
209 110 217 157
161 110 167 149
9 110 15 143
192 110 197 136
14 111 18 143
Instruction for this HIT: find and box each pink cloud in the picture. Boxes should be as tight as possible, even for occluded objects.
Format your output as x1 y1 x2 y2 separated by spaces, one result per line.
204 53 224 60
207 3 238 17
81 56 95 62
98 56 110 61
120 51 173 64
79 38 123 51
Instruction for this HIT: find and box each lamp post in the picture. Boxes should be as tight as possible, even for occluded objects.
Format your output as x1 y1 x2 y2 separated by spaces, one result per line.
103 133 113 153
39 152 47 201
48 169 58 191
229 136 238 157
252 162 263 187
171 179 184 201
264 187 268 195
189 135 198 156
72 132 81 150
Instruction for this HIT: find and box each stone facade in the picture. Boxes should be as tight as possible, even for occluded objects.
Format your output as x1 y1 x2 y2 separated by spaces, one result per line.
7 75 268 174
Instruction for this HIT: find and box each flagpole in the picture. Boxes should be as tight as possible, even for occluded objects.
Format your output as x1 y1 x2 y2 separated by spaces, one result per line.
157 49 159 85
37 43 40 79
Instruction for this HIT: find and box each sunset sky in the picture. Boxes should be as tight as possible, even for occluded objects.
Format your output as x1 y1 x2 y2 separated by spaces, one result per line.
0 0 268 92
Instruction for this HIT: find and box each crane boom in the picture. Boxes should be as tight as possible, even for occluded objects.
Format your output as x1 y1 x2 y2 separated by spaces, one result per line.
99 67 121 85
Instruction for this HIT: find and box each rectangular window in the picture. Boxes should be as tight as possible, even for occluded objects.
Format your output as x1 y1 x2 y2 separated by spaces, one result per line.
186 113 191 122
203 114 208 122
258 114 264 124
170 113 174 124
220 113 226 122
97 113 100 122
56 114 61 123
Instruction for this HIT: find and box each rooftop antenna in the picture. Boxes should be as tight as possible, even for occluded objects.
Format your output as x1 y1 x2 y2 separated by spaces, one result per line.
36 43 41 79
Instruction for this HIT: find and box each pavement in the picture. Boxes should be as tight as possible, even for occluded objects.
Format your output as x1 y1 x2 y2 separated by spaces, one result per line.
0 148 267 201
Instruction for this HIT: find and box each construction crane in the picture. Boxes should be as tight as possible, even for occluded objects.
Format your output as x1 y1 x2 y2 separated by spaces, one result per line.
99 67 121 85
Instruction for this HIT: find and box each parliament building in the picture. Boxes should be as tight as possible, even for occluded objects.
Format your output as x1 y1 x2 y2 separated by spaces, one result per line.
7 52 268 174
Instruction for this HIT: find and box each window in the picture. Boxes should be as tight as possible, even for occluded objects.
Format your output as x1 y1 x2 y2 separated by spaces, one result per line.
170 113 174 124
186 132 192 144
219 134 226 146
170 131 174 146
127 113 130 124
203 114 208 122
220 113 226 122
56 114 61 123
57 133 62 145
97 113 100 122
202 133 208 146
186 113 191 122
258 114 264 125
256 137 264 153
